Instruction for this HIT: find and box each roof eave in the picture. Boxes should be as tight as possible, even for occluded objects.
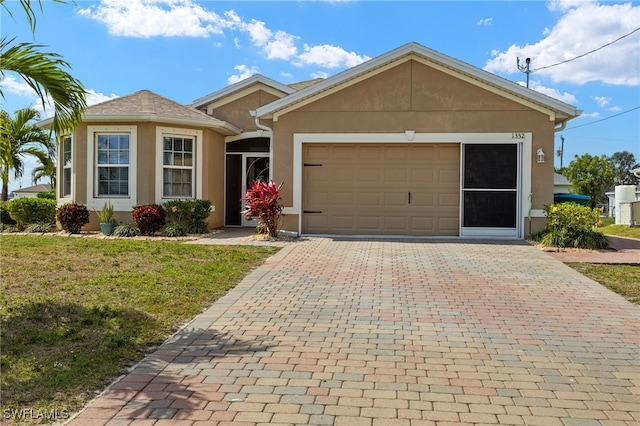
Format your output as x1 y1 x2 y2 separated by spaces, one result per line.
38 114 241 136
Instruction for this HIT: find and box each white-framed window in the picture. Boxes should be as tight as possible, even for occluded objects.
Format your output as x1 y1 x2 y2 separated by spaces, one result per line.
155 127 202 202
96 133 130 196
61 135 72 198
87 125 137 211
162 135 194 197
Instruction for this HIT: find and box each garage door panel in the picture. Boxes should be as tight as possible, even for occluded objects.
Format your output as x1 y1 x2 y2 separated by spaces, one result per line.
357 168 382 183
385 192 408 207
333 145 357 160
410 168 434 182
303 143 460 235
358 193 382 206
439 169 460 183
385 168 408 182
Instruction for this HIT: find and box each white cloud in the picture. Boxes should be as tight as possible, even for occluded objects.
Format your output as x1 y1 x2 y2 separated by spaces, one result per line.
609 105 622 112
592 96 610 107
1 75 35 98
580 111 601 119
79 0 370 72
477 17 492 26
86 90 120 106
523 80 577 104
484 1 640 85
78 0 234 38
297 44 370 69
311 71 330 79
228 64 259 84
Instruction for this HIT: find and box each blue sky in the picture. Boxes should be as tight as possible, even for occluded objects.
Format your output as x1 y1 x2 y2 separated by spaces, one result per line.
2 0 639 192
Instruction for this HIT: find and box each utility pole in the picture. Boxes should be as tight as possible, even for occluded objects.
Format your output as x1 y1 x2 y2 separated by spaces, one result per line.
556 135 565 169
517 57 531 88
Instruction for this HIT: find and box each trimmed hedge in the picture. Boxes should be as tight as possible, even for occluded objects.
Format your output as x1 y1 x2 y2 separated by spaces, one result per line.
6 198 57 230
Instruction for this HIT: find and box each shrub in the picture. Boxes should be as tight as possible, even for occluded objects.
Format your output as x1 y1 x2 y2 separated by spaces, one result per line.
539 202 609 250
159 223 187 237
57 202 90 233
0 224 19 233
164 199 211 234
113 223 140 237
132 204 166 236
36 191 56 200
0 201 16 226
7 197 57 230
24 222 52 233
242 180 284 238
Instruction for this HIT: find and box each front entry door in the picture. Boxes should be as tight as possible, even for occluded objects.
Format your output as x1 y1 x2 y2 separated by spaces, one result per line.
241 155 270 227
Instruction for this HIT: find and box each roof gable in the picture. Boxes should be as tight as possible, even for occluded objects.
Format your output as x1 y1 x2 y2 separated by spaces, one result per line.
256 42 581 125
191 75 295 111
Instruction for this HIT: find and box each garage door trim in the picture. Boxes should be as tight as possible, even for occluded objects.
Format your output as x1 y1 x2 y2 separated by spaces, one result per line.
289 132 533 238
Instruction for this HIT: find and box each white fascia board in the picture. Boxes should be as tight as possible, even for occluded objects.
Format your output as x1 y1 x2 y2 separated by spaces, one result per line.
190 75 294 109
256 42 579 122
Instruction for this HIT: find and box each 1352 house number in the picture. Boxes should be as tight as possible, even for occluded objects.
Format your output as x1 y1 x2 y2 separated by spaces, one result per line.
512 133 525 139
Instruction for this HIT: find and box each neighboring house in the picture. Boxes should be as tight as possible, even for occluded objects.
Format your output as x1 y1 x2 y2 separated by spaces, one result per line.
11 183 52 199
606 186 640 218
553 173 572 194
41 42 581 238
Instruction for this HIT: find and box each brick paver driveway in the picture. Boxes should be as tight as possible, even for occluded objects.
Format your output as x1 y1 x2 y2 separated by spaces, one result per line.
69 238 639 426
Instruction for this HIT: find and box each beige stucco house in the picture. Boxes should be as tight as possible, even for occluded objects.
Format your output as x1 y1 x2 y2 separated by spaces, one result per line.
45 42 580 238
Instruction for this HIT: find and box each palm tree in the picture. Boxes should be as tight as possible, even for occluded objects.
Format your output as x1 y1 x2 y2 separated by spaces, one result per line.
0 0 86 133
31 150 56 187
0 108 53 201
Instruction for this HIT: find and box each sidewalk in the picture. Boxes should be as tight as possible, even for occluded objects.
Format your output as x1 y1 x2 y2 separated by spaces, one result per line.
544 235 640 264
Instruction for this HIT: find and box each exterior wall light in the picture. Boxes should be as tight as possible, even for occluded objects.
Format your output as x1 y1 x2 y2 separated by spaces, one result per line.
537 148 545 163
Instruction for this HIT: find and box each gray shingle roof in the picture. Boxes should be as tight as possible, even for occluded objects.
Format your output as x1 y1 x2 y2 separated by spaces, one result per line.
87 90 218 121
77 90 241 135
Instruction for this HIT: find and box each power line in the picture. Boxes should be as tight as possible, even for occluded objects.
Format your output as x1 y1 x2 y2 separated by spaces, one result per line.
532 27 640 72
563 106 640 131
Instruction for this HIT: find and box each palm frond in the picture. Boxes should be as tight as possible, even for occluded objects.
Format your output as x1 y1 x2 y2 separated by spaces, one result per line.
0 37 87 133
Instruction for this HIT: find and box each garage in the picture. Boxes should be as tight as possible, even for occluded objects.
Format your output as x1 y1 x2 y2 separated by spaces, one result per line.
302 143 460 236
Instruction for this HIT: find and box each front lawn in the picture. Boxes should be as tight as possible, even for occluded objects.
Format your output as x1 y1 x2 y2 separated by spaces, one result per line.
568 263 640 305
0 235 276 424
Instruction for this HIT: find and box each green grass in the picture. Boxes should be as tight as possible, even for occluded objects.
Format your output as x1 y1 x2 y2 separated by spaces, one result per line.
598 216 640 239
568 263 640 305
0 235 276 424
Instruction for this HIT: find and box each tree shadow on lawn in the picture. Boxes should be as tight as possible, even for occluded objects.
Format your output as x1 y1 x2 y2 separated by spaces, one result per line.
0 299 163 420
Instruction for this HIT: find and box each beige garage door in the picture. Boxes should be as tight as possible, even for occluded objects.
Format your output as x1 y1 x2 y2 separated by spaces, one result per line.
302 143 460 236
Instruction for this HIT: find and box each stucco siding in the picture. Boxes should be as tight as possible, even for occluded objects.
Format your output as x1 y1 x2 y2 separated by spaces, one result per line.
210 90 280 132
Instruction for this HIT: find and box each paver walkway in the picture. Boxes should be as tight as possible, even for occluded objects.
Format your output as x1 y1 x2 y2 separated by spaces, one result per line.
67 237 640 426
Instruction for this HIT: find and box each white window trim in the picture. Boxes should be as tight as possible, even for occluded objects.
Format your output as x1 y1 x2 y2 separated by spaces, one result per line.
155 127 203 204
58 134 74 204
87 125 137 212
291 132 532 239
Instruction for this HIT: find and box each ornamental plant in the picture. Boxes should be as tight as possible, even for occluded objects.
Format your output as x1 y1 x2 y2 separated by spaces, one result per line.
6 197 56 230
132 204 166 236
56 202 90 233
163 199 211 234
242 180 284 238
538 202 609 250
